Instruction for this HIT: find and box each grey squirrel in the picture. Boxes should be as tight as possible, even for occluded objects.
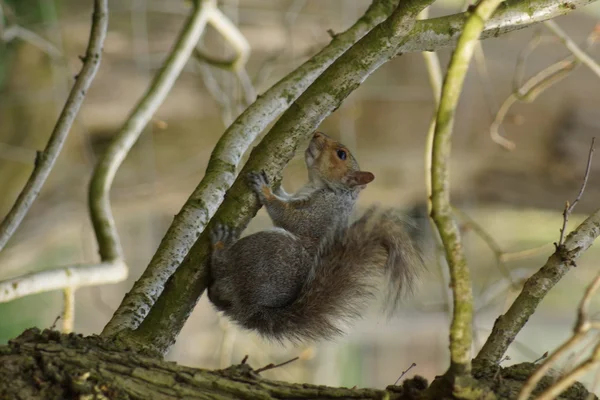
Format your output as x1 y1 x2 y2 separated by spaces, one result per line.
208 131 424 342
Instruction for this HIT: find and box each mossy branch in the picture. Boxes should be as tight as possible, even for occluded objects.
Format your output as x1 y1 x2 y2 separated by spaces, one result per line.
430 0 504 381
475 208 600 365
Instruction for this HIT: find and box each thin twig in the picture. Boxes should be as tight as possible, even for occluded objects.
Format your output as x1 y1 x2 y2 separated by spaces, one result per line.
544 20 600 78
533 351 549 364
394 363 417 385
430 0 504 376
0 0 108 252
558 137 595 246
49 315 61 330
62 287 75 333
254 357 299 374
88 0 211 262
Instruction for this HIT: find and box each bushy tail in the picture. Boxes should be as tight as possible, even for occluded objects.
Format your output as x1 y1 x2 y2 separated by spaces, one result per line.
245 207 425 342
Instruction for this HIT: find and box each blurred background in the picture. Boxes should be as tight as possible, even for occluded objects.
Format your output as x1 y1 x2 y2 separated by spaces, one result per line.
2 0 600 393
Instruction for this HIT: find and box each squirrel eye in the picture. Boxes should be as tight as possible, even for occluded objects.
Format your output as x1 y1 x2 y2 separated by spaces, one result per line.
336 149 347 160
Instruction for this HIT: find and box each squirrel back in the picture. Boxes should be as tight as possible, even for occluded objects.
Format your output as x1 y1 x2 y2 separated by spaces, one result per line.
207 131 424 342
241 208 423 341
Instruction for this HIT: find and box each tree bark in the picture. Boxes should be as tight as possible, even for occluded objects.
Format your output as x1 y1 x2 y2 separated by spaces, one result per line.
0 329 595 400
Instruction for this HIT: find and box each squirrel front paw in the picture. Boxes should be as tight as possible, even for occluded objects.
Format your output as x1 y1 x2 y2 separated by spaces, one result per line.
248 170 273 201
211 223 237 249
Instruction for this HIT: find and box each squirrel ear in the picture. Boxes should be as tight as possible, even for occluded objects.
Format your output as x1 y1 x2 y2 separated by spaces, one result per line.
346 171 375 187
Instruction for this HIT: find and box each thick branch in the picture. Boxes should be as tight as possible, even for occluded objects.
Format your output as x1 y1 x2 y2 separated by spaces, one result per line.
0 328 424 400
88 0 210 262
102 0 402 336
0 0 108 252
126 0 434 355
430 0 504 379
475 208 600 364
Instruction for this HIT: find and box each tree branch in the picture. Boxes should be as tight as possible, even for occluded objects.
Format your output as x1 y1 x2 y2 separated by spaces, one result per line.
401 0 597 53
0 260 127 303
102 0 402 337
88 0 210 262
0 0 108 253
518 273 600 400
430 0 504 380
475 207 600 365
124 0 435 355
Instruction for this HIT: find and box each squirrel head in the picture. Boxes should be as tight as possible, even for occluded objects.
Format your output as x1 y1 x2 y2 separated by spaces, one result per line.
305 131 375 191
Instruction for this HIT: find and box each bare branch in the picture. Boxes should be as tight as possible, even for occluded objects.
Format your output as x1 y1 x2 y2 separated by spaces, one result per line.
475 208 600 364
518 274 600 400
0 260 127 303
430 0 505 377
0 0 108 252
88 0 211 262
102 0 403 337
558 138 595 246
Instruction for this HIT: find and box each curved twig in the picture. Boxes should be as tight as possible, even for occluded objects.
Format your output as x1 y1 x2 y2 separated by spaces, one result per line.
0 0 108 252
88 0 211 262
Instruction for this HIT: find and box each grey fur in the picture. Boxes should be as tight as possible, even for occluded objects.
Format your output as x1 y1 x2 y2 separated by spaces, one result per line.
207 133 424 343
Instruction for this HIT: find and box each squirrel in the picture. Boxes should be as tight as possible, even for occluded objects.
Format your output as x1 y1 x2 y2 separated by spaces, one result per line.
207 131 424 342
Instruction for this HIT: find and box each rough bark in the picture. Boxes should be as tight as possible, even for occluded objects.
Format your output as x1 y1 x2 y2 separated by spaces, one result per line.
0 329 595 400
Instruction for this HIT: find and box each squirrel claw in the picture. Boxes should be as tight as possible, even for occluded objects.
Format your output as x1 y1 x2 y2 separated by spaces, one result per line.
211 223 236 246
248 170 270 194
